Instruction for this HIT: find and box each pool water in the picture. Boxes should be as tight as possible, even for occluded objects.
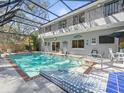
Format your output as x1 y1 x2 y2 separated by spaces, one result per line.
9 53 81 77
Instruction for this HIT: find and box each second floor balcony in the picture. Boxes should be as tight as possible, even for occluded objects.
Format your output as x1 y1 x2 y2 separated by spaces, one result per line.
42 11 124 38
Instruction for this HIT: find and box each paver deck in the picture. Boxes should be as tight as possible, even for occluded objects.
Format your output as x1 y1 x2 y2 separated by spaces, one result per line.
0 56 124 93
0 59 66 93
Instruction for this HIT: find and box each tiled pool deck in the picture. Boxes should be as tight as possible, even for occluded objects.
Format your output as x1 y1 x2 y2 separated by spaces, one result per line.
0 56 124 93
0 59 66 93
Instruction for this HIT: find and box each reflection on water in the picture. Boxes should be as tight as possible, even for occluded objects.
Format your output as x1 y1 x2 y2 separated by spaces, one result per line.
9 53 81 77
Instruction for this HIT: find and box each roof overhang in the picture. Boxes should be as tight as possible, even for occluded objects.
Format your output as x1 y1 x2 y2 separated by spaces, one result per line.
109 30 124 38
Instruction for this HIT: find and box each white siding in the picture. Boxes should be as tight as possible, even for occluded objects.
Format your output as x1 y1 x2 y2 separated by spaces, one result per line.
38 0 124 58
42 11 124 37
42 30 119 57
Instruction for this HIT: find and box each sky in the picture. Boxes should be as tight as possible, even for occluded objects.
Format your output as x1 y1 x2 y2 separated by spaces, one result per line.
19 0 91 23
0 0 93 34
47 0 90 20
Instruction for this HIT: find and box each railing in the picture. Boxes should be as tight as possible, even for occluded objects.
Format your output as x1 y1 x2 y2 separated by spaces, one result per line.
43 18 113 37
42 23 92 37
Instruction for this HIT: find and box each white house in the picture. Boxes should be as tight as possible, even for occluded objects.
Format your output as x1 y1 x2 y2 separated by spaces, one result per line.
39 0 124 57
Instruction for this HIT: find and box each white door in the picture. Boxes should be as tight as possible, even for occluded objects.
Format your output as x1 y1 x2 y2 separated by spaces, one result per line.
62 41 68 54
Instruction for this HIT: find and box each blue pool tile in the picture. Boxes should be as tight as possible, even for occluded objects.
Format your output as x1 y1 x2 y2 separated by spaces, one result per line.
119 87 124 93
106 88 118 93
107 84 117 91
118 77 124 81
118 80 124 86
106 72 124 93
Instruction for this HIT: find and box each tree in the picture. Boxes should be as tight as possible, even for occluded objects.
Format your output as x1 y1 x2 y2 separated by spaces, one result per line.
0 0 49 51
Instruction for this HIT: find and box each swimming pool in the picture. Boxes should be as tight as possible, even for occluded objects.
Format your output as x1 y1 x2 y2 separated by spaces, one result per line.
9 53 81 77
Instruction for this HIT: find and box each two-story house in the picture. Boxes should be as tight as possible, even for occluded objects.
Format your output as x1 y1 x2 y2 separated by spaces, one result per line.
39 0 124 57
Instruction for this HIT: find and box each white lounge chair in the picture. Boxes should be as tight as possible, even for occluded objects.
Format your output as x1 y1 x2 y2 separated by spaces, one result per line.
109 48 116 62
109 48 124 64
85 48 124 70
86 52 111 69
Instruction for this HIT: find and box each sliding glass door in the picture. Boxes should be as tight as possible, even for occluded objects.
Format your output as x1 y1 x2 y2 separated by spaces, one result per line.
52 42 60 52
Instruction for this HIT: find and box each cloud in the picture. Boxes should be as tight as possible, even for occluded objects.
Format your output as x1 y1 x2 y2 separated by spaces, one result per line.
59 8 68 16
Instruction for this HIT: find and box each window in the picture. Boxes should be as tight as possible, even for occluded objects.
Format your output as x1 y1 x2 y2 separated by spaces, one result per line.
91 38 97 45
99 36 115 44
111 2 114 14
79 13 85 23
45 25 51 32
73 13 85 25
72 40 77 48
72 40 84 48
123 0 124 9
73 15 79 25
104 3 110 16
44 42 47 46
45 42 50 46
56 42 60 51
104 0 121 16
52 42 56 51
48 42 50 46
114 1 119 13
52 42 60 51
58 20 67 29
78 40 84 48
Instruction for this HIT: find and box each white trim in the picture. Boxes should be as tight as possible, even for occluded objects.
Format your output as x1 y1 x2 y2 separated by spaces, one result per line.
71 48 85 50
42 21 124 39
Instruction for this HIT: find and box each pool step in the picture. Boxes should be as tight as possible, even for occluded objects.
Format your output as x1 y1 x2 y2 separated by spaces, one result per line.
40 70 107 93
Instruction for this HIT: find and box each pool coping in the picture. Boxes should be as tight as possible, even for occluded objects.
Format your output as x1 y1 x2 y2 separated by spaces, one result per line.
7 60 96 82
7 58 97 93
8 60 39 82
40 73 69 93
7 52 97 82
83 61 96 74
8 59 69 93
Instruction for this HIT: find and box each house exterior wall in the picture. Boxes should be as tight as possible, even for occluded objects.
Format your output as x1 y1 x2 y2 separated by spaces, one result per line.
42 12 124 37
43 29 118 57
39 0 124 57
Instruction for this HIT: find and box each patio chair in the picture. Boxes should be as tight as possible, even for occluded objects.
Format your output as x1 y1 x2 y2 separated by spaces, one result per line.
86 49 112 69
109 48 124 64
109 48 115 62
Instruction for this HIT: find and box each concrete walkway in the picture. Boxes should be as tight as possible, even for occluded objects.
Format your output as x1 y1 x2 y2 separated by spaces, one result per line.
0 59 66 93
